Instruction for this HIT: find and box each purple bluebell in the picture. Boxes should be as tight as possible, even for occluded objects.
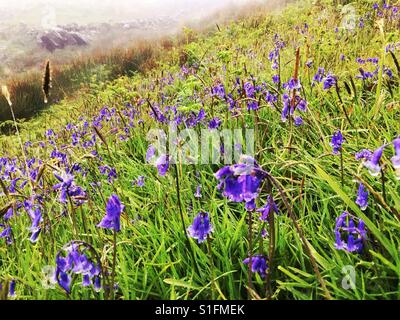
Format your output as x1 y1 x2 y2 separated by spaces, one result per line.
256 195 279 221
194 185 202 198
208 117 222 129
187 211 213 243
334 211 367 253
391 137 400 179
364 145 385 176
155 154 169 176
55 241 102 294
355 183 369 211
146 145 156 162
8 280 16 298
214 155 266 208
135 176 145 187
323 73 337 90
28 207 42 243
97 194 124 232
261 229 267 238
243 255 268 278
355 149 373 161
294 116 303 126
0 225 12 245
313 67 325 83
330 130 344 155
272 74 280 83
53 171 86 204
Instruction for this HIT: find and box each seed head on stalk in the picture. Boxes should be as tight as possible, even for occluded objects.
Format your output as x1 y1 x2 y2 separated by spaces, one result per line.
42 60 52 104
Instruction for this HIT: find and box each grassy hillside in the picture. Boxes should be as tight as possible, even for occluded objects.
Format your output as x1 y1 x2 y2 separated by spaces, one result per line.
0 0 400 300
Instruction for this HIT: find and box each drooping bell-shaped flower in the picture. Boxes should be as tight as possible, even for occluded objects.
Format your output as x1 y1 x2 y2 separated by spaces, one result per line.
97 194 124 232
355 183 369 211
364 145 385 176
243 255 268 278
391 137 400 179
187 211 213 243
330 130 344 155
214 155 267 209
256 195 279 221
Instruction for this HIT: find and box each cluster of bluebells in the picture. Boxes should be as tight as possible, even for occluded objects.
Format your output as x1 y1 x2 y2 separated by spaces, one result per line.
355 56 394 81
243 255 268 278
373 2 400 20
55 241 102 294
280 79 307 126
53 170 87 205
314 67 338 90
334 212 367 253
214 156 280 278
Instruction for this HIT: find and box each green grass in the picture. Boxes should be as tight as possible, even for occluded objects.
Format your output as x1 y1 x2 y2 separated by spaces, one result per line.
0 0 400 300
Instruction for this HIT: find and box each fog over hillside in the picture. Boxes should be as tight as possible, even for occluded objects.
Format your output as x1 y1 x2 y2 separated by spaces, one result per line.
0 0 276 78
0 0 266 26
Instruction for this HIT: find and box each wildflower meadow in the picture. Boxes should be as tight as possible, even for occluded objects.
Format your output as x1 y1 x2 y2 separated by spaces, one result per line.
0 0 400 302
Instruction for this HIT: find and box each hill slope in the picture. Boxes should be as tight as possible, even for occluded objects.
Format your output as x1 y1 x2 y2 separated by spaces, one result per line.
0 0 400 300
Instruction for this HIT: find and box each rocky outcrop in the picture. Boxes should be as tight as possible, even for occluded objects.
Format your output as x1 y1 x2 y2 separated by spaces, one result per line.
38 29 88 52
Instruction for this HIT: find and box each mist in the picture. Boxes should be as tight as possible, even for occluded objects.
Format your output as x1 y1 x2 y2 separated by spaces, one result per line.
0 0 266 26
0 0 275 79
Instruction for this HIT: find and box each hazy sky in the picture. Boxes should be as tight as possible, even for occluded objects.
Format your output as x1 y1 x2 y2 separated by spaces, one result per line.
0 0 263 26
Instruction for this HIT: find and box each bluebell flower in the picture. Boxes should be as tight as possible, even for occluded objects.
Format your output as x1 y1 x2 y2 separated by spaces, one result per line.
364 145 385 176
0 224 12 245
53 171 86 204
135 176 145 187
334 211 367 253
155 154 169 176
214 155 266 208
8 280 16 298
243 255 268 278
208 117 222 129
294 116 303 126
194 185 202 198
355 149 372 161
261 229 268 238
330 130 344 155
97 194 124 232
256 195 279 221
313 67 325 83
146 145 156 162
272 74 280 83
355 183 369 211
391 137 400 179
323 73 337 90
211 83 226 99
55 241 102 294
187 212 213 243
28 207 42 243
